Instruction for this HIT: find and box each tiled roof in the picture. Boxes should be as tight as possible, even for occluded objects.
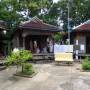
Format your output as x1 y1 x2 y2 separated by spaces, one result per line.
73 20 90 31
84 20 90 24
19 16 61 32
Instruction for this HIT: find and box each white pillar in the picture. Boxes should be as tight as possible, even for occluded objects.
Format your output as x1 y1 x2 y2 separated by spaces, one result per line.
75 40 79 60
17 36 19 48
23 37 25 49
22 33 27 50
76 50 79 60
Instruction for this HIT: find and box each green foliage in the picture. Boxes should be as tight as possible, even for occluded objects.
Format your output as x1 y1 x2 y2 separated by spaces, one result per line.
0 0 89 40
54 33 62 42
23 63 34 75
6 50 33 74
82 57 90 70
6 51 20 66
39 2 60 25
19 50 32 63
0 0 52 27
57 0 90 31
6 50 32 67
1 0 90 32
39 0 90 30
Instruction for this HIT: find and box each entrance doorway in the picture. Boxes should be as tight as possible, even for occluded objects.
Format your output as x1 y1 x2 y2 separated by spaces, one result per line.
86 37 90 54
25 35 48 53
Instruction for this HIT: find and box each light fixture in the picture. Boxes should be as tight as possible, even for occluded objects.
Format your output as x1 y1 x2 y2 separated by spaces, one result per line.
3 30 7 34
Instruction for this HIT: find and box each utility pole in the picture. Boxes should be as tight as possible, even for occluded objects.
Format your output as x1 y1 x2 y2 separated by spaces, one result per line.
67 0 70 45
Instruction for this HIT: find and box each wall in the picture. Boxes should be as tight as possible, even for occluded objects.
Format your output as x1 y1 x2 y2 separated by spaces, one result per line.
12 35 19 49
74 34 86 54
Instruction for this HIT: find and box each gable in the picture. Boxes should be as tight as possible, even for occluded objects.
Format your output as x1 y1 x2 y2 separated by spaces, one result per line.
19 17 61 32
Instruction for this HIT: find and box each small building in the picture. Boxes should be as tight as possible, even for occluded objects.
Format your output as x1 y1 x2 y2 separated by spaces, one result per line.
71 20 90 55
12 17 61 55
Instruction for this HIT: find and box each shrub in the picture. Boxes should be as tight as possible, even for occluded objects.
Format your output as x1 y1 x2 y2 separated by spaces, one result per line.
19 50 32 63
6 50 33 74
6 50 32 66
6 51 20 66
82 57 90 70
23 63 34 75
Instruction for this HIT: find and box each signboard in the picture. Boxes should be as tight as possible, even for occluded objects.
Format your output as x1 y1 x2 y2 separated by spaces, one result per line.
54 45 73 62
54 53 73 61
80 44 84 51
54 45 73 53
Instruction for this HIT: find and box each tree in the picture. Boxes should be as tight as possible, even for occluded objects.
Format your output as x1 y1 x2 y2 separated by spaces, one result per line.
39 0 90 30
38 3 61 25
0 0 53 54
0 0 53 29
0 0 90 39
53 0 90 31
54 32 62 42
0 0 54 35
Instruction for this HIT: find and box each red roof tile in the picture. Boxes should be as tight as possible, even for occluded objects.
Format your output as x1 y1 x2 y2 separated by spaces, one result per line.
73 20 90 31
19 17 61 32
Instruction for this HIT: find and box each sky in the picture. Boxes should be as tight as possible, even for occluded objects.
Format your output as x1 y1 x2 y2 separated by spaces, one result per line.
53 0 59 3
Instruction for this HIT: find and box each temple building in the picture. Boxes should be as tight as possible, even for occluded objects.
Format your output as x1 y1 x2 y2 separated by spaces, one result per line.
12 17 61 54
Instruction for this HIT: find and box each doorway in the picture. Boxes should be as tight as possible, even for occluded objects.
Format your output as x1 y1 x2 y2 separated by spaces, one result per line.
25 35 47 53
86 37 90 54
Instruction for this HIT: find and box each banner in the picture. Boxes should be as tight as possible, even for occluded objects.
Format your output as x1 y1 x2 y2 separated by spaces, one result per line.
54 44 73 53
54 53 73 61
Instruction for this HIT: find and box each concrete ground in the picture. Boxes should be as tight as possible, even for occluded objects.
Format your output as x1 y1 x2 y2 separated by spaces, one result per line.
0 63 90 90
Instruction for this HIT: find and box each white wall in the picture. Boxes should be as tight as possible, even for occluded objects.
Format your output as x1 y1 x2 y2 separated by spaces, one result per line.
74 36 86 54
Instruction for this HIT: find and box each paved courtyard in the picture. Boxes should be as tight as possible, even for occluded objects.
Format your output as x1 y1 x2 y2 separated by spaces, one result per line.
0 63 90 90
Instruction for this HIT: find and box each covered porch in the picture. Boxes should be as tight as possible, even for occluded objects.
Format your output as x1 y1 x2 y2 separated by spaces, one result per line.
21 31 54 54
